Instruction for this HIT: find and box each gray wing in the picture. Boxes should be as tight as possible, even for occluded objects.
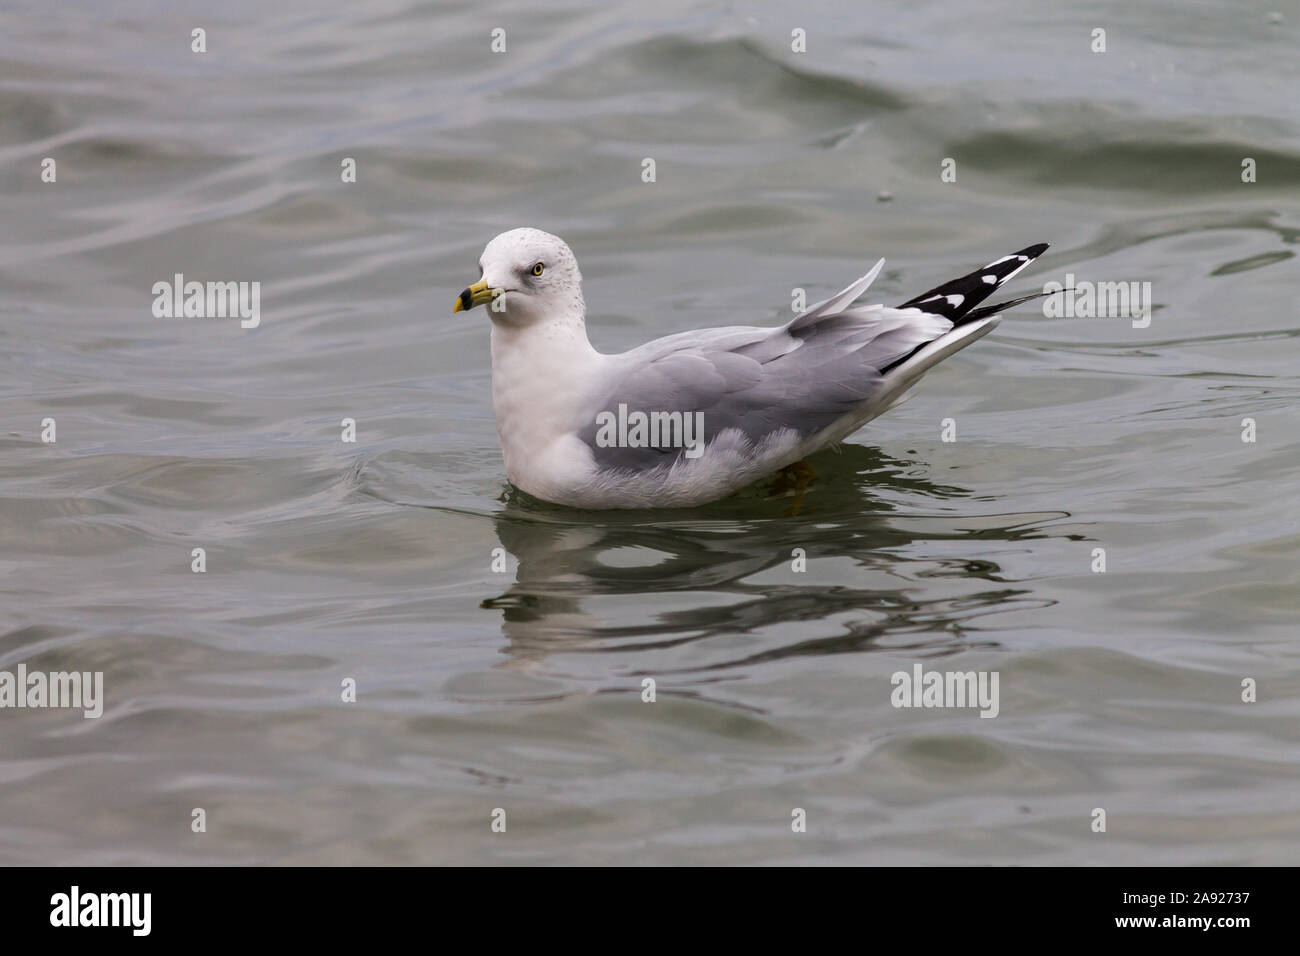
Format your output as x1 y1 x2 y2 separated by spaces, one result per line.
577 305 952 471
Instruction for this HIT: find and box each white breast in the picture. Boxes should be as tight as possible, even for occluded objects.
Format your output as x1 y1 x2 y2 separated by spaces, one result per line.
489 318 605 501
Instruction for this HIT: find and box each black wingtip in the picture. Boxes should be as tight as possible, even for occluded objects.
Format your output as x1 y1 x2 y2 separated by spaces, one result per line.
897 241 1052 323
962 289 1052 323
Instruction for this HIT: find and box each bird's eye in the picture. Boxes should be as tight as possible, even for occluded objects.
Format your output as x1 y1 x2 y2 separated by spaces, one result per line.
531 262 544 276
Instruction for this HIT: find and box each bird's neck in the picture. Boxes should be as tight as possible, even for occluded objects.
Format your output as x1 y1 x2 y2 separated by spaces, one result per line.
488 307 599 375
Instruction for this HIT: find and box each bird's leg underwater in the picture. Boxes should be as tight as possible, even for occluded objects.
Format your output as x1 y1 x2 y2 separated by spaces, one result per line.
767 459 818 515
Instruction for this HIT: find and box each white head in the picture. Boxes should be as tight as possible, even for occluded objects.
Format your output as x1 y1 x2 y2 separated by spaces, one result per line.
453 228 585 327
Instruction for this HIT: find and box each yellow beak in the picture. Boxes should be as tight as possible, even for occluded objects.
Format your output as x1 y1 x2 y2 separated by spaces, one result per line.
453 278 499 314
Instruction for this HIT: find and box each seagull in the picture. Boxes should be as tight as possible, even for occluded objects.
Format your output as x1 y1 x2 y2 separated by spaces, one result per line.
453 228 1048 509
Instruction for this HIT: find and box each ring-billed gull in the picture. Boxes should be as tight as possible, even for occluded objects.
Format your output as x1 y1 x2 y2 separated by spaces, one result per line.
453 228 1048 509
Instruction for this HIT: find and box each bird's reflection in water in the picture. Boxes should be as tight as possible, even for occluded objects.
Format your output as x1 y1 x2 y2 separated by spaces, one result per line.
482 444 1065 667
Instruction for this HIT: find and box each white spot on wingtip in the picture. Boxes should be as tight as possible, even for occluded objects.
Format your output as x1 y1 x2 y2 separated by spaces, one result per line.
945 294 964 306
982 274 998 284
